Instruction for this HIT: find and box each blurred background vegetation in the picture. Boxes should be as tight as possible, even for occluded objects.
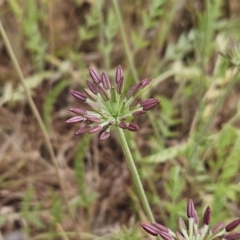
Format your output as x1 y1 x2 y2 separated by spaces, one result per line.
0 0 240 239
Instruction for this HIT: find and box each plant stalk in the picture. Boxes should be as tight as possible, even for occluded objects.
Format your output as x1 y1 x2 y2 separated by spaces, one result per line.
0 20 82 239
112 0 138 83
116 128 155 222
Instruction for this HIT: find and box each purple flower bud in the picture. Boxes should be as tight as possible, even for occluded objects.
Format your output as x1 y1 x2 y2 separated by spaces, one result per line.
74 126 91 135
98 85 109 101
116 76 124 94
198 226 205 235
126 83 141 99
84 89 98 102
89 68 101 84
127 123 139 131
141 98 159 111
187 199 194 218
219 38 240 66
89 125 103 133
84 114 101 122
66 116 85 123
226 219 240 232
211 222 225 233
140 223 159 236
176 232 185 240
152 223 169 233
203 206 211 225
119 122 128 129
178 217 187 232
187 199 198 224
87 80 99 94
229 37 237 46
225 233 240 240
69 108 87 115
70 90 87 101
129 97 141 110
100 131 110 140
132 110 145 117
140 78 152 88
115 65 123 83
102 72 111 90
159 231 173 240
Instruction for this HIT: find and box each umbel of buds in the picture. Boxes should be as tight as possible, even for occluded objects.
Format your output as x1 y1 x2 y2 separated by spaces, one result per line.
220 38 240 66
141 199 240 240
66 66 159 140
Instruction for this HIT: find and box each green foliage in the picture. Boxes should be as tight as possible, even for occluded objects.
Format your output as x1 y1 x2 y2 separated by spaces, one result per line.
142 0 166 29
0 215 7 228
165 32 194 62
207 125 240 223
130 0 167 56
166 166 184 201
109 225 140 240
0 71 51 106
103 9 119 44
156 96 181 138
95 0 119 69
74 135 98 207
131 31 149 51
165 166 185 228
103 8 119 41
21 187 44 234
214 126 237 174
78 4 99 46
50 190 63 226
142 142 188 163
43 79 70 131
195 0 224 64
222 131 240 180
8 0 47 69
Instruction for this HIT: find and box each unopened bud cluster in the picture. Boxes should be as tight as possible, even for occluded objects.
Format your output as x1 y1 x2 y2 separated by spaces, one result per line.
220 38 240 66
141 199 240 240
66 66 159 140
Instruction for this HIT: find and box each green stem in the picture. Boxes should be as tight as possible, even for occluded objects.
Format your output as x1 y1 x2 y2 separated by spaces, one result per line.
116 128 155 222
96 0 110 70
112 0 138 83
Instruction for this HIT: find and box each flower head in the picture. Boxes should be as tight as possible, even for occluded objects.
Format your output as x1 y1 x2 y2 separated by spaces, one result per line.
141 199 240 240
67 66 159 140
220 38 240 66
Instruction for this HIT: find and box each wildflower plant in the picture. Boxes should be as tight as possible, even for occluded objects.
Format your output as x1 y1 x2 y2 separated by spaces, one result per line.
141 199 240 240
67 65 159 140
67 66 159 222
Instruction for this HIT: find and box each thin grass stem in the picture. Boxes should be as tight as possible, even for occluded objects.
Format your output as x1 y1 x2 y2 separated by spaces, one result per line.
0 20 82 239
111 0 138 83
189 0 210 135
112 0 162 144
96 0 110 70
